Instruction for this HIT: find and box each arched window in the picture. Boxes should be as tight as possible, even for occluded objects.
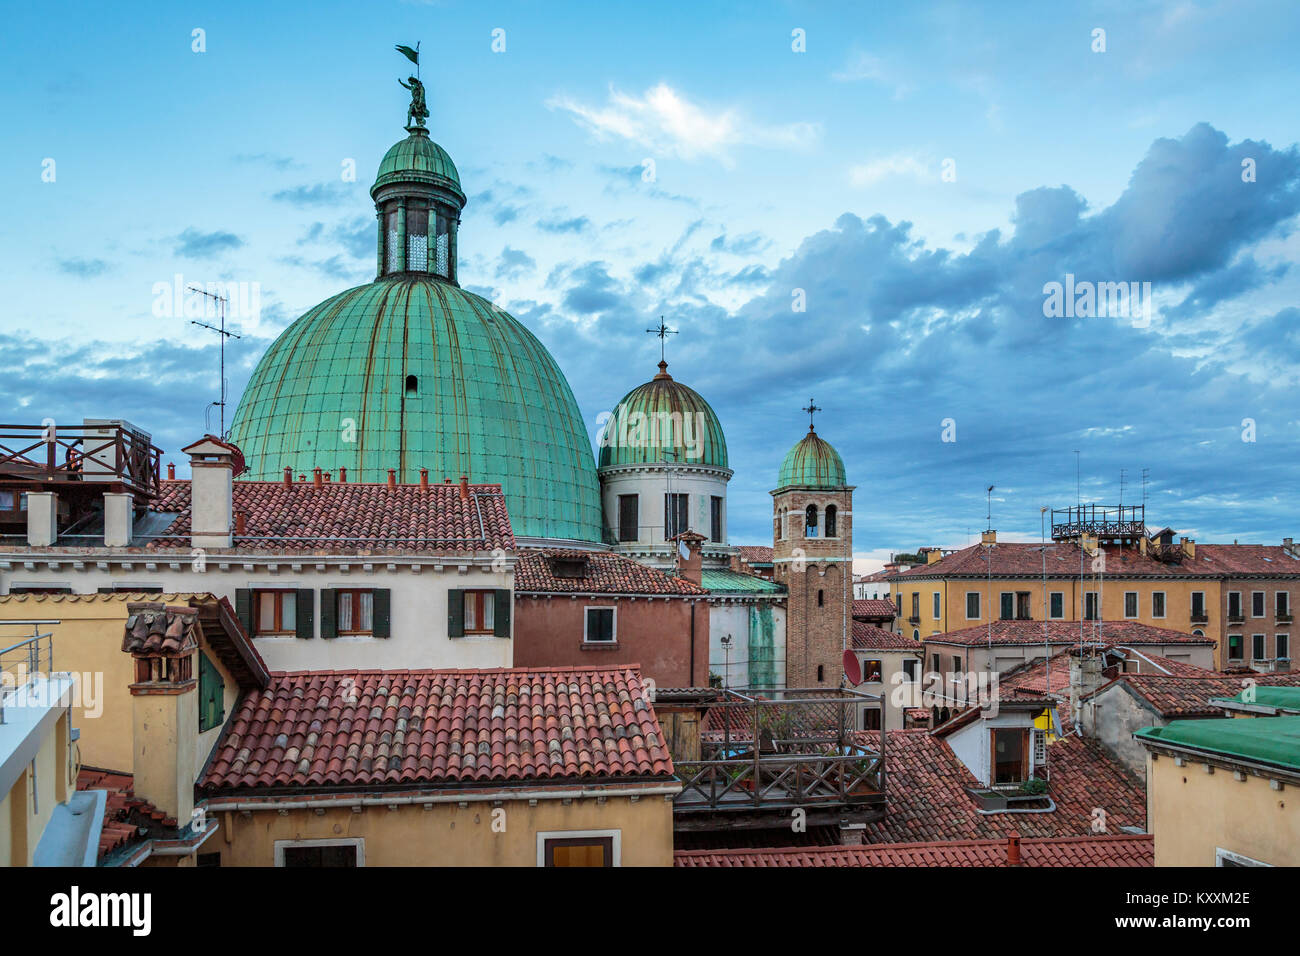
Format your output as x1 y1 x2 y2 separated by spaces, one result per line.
912 628 919 640
776 508 784 540
1192 628 1205 638
825 505 837 538
939 707 950 724
805 504 818 537
817 589 824 607
405 374 418 396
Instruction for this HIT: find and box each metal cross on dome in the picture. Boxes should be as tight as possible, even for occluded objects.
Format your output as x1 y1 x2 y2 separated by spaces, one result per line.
803 399 821 429
646 316 677 362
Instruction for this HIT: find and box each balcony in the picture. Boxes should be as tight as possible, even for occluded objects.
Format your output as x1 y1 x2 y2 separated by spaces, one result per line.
0 422 162 499
1191 611 1210 624
1277 612 1293 624
1227 611 1244 624
668 687 886 830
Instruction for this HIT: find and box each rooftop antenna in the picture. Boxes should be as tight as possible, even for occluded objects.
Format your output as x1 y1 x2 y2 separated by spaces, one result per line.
1119 468 1127 509
1141 467 1150 512
646 316 677 364
1074 450 1081 508
188 286 241 438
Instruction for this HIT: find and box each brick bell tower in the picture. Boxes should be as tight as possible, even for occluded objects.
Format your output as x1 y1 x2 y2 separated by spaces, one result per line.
771 402 854 688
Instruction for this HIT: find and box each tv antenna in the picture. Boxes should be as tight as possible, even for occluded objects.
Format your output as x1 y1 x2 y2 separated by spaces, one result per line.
188 286 241 438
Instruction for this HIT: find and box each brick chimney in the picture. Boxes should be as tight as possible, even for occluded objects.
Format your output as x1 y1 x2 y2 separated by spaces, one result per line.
673 531 705 585
1181 536 1196 559
459 475 470 502
387 468 397 489
183 436 242 550
981 530 997 546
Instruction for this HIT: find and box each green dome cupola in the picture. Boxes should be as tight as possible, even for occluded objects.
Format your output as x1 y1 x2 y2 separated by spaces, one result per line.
777 425 847 490
598 361 729 471
228 82 603 543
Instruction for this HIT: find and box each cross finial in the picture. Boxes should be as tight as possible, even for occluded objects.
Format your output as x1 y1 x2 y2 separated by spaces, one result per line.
646 316 677 364
802 399 821 431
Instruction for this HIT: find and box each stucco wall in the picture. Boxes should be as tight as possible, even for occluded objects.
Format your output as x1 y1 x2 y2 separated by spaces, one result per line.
708 601 786 690
206 791 675 866
1147 750 1299 866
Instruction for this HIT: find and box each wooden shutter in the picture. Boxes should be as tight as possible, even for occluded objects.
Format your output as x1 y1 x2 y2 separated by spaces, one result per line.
319 588 337 639
295 589 315 639
235 589 253 634
493 589 511 637
198 651 225 732
372 588 392 638
447 588 464 637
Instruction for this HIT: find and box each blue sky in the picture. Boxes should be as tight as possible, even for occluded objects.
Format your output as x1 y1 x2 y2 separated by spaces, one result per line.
4 0 1300 567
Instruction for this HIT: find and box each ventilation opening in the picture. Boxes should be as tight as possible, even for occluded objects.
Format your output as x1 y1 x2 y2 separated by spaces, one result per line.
405 374 418 396
817 589 824 607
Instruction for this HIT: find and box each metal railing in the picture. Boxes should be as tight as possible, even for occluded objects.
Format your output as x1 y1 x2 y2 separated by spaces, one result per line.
0 622 58 725
0 423 162 497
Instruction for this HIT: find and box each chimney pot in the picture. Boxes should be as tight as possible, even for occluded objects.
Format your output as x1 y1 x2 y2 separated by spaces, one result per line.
459 475 470 501
1006 832 1021 865
323 471 331 482
420 468 429 488
298 473 306 483
234 511 246 535
313 467 323 487
166 462 176 480
387 468 397 489
339 466 347 483
283 467 292 487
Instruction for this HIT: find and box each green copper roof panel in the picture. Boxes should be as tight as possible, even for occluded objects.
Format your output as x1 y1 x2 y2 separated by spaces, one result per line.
777 429 846 489
701 569 786 594
229 277 602 542
598 362 728 470
1134 715 1300 772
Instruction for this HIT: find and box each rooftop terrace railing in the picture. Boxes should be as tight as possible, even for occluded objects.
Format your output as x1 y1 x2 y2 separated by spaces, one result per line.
0 623 57 725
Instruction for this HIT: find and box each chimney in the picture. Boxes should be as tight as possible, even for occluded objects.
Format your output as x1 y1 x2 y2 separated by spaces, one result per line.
673 532 704 585
387 469 397 489
25 491 59 546
103 492 135 548
234 511 246 536
166 462 176 480
339 466 347 483
419 467 429 488
122 602 200 824
1181 536 1196 559
1006 832 1021 866
312 467 323 487
1139 535 1148 556
184 436 239 549
1069 649 1106 730
927 548 942 565
282 467 292 487
459 475 470 502
981 530 996 546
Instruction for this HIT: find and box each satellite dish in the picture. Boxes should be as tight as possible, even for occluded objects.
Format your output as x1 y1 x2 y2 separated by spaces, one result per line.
842 649 862 685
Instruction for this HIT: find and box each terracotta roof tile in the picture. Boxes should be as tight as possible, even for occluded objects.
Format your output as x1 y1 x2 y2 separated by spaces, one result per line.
146 479 514 553
894 541 1207 579
735 546 774 565
674 833 1153 867
121 602 199 656
1096 672 1300 718
200 665 674 792
852 621 922 650
927 620 1213 646
1196 544 1300 575
853 599 896 620
515 549 707 595
77 768 177 862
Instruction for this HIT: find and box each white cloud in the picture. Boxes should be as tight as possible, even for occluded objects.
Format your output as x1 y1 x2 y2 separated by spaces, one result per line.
849 153 931 186
832 51 912 99
547 83 819 166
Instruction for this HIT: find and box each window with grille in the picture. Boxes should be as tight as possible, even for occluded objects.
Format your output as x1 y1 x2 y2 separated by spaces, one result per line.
664 493 689 539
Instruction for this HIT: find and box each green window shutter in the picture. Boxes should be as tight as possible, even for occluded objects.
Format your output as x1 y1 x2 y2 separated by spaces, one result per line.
235 589 253 634
295 589 315 639
372 588 392 638
493 589 511 637
447 588 464 638
198 651 224 732
320 588 337 639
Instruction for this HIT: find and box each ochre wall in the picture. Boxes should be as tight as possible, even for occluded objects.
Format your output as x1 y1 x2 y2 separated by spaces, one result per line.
513 595 707 687
206 792 675 866
1147 751 1299 866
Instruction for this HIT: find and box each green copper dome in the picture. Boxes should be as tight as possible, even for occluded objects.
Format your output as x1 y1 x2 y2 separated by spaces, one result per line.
777 427 846 489
229 278 602 542
597 361 728 470
372 128 463 198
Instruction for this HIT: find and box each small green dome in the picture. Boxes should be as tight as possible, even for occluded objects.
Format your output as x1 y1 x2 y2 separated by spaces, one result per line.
229 277 602 542
777 427 846 489
372 127 463 199
597 361 728 470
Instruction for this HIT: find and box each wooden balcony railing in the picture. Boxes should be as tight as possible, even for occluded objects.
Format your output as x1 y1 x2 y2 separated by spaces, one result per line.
0 423 162 498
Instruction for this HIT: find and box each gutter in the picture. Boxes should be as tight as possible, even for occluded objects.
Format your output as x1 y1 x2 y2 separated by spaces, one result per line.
201 780 683 812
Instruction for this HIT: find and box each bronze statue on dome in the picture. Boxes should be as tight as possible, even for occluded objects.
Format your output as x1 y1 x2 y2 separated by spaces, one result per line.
399 75 428 129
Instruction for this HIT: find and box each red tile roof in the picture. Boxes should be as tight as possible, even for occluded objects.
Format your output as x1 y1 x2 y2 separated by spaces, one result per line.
852 620 923 650
853 599 896 620
1093 672 1300 718
894 541 1209 579
146 479 514 553
515 549 708 595
674 833 1153 867
735 546 774 565
77 768 176 862
1196 544 1300 576
121 602 199 656
200 665 674 793
855 729 1146 843
926 620 1213 647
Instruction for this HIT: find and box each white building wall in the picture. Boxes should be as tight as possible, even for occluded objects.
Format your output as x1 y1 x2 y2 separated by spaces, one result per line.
707 601 786 690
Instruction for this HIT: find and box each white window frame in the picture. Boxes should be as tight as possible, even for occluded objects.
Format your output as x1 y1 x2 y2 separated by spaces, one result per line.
1277 592 1290 617
1049 591 1065 620
901 658 920 682
1084 591 1100 621
1123 591 1139 619
1151 591 1166 619
274 838 365 867
932 592 942 619
1252 633 1267 661
1277 633 1290 661
1216 847 1272 867
536 829 621 867
1192 591 1206 617
965 592 980 620
1227 590 1243 618
998 591 1014 621
583 605 617 644
1252 590 1266 618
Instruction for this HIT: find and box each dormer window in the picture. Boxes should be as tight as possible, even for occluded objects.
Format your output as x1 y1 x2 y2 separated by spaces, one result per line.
548 555 590 579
